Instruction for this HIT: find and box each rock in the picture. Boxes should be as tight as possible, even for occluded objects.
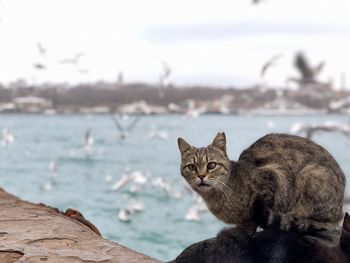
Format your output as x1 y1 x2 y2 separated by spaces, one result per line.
0 188 160 263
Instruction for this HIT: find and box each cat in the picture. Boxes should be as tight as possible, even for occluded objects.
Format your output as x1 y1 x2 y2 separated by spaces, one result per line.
170 213 350 263
178 132 346 233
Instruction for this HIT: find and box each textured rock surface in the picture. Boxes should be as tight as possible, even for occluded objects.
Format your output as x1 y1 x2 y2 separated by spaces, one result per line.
0 188 160 263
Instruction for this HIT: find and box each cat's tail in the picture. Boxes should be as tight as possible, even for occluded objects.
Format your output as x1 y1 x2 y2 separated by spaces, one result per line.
340 213 350 257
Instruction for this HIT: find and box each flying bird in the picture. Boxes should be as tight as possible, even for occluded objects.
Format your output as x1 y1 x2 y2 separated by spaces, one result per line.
159 60 171 86
290 121 350 140
48 160 57 177
37 42 47 56
294 52 325 82
158 60 171 99
111 171 148 191
260 54 283 77
111 114 140 140
33 63 47 70
252 0 266 4
1 128 15 146
117 199 145 222
60 52 85 65
83 128 94 154
148 126 169 141
78 69 90 74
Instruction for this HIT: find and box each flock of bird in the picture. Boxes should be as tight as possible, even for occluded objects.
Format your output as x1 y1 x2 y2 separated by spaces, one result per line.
34 42 88 74
260 51 330 90
109 169 194 222
0 103 350 227
2 110 350 225
33 42 174 87
0 114 210 224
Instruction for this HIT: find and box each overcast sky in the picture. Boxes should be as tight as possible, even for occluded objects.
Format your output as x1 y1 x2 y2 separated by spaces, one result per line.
0 0 350 88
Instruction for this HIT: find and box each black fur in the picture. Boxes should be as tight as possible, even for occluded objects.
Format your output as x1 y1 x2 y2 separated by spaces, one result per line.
171 225 349 263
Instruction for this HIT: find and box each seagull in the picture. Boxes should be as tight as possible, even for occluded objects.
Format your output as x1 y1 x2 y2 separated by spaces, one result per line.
48 160 57 177
159 60 171 88
156 59 172 98
111 174 134 191
168 103 182 113
171 190 183 199
260 54 283 78
185 206 203 221
185 196 208 221
118 209 133 222
41 181 52 192
252 0 265 4
131 171 148 185
185 100 206 118
37 42 47 56
150 177 183 198
1 128 15 146
117 199 145 222
128 199 145 212
78 69 90 74
328 97 350 113
152 177 172 195
185 207 201 221
148 126 169 141
128 185 143 194
288 52 326 87
60 52 85 65
84 129 94 154
33 63 47 70
33 42 48 70
265 120 276 128
111 114 140 140
104 175 113 183
117 71 124 85
290 121 350 140
111 170 148 191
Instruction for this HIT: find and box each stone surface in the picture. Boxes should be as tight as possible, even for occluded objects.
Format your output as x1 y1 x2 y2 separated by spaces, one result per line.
0 188 160 263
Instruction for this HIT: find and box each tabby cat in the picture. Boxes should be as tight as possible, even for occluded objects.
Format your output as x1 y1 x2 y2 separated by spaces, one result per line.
178 132 345 233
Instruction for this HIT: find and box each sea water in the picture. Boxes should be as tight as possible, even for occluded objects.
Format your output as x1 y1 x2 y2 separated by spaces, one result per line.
0 114 349 261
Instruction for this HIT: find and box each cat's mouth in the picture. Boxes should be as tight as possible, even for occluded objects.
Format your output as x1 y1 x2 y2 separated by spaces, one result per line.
198 182 210 187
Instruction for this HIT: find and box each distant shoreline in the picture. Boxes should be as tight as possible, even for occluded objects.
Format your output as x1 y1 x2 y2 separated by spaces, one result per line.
1 83 349 115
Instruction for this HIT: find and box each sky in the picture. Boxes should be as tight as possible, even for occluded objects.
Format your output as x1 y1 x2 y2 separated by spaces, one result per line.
0 0 350 88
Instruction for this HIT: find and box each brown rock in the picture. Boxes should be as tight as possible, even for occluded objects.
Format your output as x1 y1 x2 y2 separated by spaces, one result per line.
0 188 160 263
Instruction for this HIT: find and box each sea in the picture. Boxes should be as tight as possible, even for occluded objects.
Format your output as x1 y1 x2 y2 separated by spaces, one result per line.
0 114 349 262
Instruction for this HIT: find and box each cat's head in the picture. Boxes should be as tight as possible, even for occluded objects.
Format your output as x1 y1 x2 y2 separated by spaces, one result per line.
177 132 231 193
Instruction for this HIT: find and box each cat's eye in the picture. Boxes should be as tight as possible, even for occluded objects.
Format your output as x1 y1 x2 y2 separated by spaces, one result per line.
207 162 217 170
187 164 197 172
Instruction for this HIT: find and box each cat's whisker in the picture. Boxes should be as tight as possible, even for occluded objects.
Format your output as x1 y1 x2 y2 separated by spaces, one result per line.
202 179 230 203
218 181 232 193
216 180 233 195
214 184 230 201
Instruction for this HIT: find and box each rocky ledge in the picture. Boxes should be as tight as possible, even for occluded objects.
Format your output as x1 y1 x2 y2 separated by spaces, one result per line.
0 188 160 263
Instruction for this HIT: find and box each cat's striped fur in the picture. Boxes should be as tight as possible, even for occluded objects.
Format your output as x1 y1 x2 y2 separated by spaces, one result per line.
178 132 346 233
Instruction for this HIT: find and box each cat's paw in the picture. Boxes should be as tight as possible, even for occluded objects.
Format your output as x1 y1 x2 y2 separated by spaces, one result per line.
239 223 257 237
279 214 293 231
292 218 311 232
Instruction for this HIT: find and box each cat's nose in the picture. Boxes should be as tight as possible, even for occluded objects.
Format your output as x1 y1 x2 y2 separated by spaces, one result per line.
198 174 206 180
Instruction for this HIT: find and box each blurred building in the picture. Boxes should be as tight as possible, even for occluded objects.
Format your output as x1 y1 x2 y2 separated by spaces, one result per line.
13 96 53 113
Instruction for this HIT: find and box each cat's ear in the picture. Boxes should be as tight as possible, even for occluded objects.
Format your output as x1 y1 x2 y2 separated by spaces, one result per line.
178 137 192 154
211 132 227 152
340 213 350 253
